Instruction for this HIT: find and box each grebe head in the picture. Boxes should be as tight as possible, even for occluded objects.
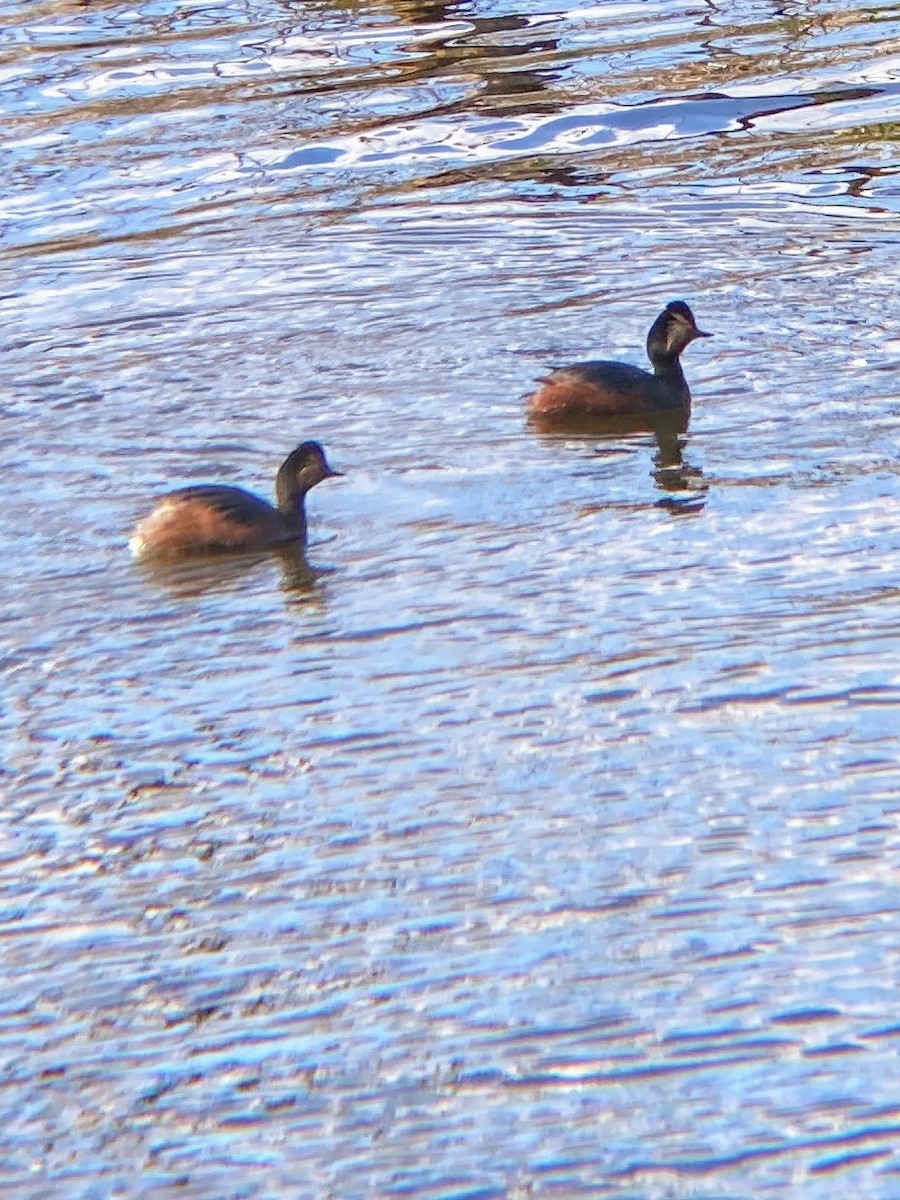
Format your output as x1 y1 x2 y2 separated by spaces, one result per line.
276 441 342 509
647 300 712 363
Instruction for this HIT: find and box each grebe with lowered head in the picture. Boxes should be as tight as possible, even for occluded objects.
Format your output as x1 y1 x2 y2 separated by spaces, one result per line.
130 441 341 560
528 300 712 423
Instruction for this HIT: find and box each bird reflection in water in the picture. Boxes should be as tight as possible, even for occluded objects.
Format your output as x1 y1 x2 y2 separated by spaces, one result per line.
135 544 328 603
651 424 708 516
530 409 708 516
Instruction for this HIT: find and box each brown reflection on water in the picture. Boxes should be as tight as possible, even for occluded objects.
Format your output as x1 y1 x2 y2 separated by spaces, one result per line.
531 413 708 515
528 408 690 439
135 546 326 602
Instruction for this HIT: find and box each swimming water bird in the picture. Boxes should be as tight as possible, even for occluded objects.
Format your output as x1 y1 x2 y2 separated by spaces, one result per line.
527 300 711 422
130 441 341 560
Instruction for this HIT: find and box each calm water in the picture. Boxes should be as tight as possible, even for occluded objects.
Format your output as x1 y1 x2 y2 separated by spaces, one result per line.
2 0 900 1195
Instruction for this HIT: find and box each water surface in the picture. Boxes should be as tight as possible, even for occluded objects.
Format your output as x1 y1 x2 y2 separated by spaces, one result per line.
2 0 900 1195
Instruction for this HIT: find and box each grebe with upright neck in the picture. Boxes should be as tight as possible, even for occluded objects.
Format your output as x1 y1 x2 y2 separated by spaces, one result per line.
528 300 711 422
130 441 341 559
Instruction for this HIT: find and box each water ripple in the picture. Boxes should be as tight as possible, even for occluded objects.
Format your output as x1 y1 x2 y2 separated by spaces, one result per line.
2 0 900 1196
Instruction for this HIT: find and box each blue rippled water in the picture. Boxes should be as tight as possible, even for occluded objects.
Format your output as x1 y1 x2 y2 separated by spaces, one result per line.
1 0 900 1195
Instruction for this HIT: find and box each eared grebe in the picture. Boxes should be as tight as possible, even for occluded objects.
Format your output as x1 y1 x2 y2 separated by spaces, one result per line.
130 441 341 560
528 300 711 422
